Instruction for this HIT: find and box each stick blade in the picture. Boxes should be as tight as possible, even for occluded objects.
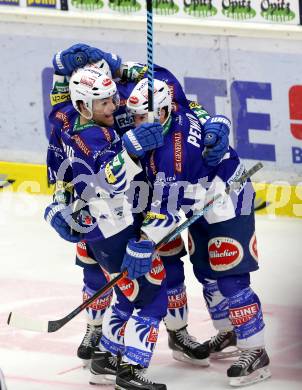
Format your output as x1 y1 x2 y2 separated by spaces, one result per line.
7 312 49 332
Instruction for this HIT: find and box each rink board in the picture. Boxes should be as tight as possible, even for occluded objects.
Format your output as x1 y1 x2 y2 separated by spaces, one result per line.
0 160 301 218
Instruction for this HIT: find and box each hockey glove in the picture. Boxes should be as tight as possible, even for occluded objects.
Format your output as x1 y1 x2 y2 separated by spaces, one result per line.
53 43 122 76
203 115 231 167
44 202 81 243
53 43 90 76
122 123 164 158
121 238 155 280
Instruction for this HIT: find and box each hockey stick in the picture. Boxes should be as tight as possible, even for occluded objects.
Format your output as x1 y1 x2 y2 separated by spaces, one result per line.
254 197 270 212
146 0 155 123
7 162 263 333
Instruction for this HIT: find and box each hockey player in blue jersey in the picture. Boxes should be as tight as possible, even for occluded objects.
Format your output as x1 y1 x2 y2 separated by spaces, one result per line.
45 65 172 389
123 78 271 387
47 44 224 371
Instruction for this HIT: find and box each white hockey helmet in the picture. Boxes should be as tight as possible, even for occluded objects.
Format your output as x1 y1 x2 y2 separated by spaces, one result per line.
127 78 172 123
83 59 112 78
69 67 118 120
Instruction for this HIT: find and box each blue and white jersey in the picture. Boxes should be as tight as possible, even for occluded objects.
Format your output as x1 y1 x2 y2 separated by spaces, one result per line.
140 109 254 244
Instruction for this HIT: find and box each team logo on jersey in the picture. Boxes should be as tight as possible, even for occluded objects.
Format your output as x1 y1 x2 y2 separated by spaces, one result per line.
173 132 182 173
147 325 159 343
229 303 259 326
145 255 166 285
117 277 139 301
249 233 259 262
208 237 244 271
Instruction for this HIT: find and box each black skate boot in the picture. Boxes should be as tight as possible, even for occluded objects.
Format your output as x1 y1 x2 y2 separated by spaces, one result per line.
115 361 167 390
89 350 117 385
227 348 271 387
77 324 102 367
202 330 239 359
167 326 209 366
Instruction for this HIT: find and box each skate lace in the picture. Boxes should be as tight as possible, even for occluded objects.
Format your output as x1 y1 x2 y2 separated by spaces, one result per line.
82 324 101 347
176 329 200 349
134 368 152 384
232 349 260 368
108 355 118 368
209 331 229 348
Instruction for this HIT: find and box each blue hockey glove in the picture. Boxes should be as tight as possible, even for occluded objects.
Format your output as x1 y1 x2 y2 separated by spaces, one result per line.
44 202 81 243
53 43 122 76
53 43 90 76
122 123 164 158
203 115 231 166
121 238 155 280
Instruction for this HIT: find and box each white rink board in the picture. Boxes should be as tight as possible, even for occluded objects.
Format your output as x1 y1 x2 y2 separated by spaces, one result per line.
0 18 301 182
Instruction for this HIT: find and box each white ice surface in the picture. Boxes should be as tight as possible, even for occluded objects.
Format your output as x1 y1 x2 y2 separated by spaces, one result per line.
0 192 301 389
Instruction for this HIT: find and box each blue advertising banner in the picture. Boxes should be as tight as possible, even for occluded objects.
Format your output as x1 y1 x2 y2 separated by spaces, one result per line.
0 0 19 5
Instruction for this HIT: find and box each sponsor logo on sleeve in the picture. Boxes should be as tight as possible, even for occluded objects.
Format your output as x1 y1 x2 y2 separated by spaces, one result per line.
50 93 70 106
71 134 91 156
173 132 183 173
208 236 244 271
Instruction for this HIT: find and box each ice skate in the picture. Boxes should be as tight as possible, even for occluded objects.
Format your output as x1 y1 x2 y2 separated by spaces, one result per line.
77 324 102 367
227 348 271 387
115 361 167 390
203 330 239 359
167 326 209 366
89 350 117 385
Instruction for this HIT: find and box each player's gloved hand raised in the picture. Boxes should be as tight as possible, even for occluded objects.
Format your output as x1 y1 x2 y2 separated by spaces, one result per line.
121 238 155 280
44 202 82 243
202 115 231 167
122 123 164 158
53 43 122 76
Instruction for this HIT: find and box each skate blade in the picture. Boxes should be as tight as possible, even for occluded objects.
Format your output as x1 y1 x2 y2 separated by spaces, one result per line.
210 347 240 360
229 366 271 387
172 350 210 367
89 373 116 385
